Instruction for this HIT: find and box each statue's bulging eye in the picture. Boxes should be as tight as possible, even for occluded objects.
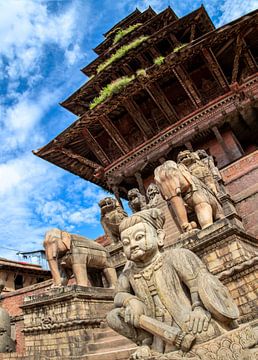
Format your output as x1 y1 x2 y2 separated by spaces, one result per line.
136 234 144 241
122 239 130 246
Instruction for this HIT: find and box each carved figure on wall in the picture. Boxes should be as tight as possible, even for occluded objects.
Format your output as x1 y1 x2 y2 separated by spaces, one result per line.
44 229 117 288
146 183 162 208
107 209 239 359
0 281 15 353
154 160 224 232
177 150 218 195
99 197 128 244
128 188 147 213
196 149 222 192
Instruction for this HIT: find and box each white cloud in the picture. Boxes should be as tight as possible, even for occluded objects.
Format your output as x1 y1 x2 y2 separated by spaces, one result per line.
215 0 258 27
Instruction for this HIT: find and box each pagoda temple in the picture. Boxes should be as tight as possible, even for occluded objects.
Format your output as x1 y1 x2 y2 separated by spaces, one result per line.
34 6 258 236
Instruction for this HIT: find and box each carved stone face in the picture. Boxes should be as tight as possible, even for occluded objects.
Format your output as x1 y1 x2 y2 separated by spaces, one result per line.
147 184 159 201
128 189 141 210
177 150 194 166
99 197 117 215
121 222 163 263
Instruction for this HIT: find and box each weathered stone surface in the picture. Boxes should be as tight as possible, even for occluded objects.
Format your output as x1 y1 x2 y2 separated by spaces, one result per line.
107 209 245 359
43 228 117 287
99 197 128 244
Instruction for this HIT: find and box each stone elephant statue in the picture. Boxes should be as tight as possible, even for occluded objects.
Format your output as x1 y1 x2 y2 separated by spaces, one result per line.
154 161 224 232
43 228 117 288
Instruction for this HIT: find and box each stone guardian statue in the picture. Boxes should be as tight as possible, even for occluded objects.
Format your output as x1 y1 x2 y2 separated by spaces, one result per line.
107 209 243 359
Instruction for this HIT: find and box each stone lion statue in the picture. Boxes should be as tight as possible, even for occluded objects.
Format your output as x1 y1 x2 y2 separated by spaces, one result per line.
99 197 128 244
43 228 117 288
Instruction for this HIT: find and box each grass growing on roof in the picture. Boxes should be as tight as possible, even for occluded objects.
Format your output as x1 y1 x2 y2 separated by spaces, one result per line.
89 76 135 109
97 35 149 73
173 43 187 52
154 56 165 65
136 69 147 77
113 23 142 45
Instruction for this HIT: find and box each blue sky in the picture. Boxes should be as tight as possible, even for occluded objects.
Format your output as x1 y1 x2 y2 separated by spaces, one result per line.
0 0 257 260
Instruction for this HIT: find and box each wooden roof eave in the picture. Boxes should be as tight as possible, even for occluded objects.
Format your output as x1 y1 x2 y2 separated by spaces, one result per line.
69 11 256 121
54 10 258 138
94 7 157 56
82 6 187 77
64 7 210 115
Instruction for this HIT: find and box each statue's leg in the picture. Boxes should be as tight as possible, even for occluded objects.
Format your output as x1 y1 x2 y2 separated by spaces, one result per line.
107 308 152 345
195 202 213 229
214 201 225 220
103 267 117 288
72 263 89 286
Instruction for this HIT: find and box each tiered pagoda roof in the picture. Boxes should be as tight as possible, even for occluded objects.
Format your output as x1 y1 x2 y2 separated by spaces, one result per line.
34 6 258 198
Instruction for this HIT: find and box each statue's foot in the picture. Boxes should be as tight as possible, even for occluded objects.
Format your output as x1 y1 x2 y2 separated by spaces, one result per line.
130 345 151 360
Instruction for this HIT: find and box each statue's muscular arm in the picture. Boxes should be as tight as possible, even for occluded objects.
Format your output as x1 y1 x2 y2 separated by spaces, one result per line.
114 272 147 328
169 248 211 334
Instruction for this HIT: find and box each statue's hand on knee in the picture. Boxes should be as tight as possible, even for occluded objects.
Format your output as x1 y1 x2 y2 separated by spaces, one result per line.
124 298 147 328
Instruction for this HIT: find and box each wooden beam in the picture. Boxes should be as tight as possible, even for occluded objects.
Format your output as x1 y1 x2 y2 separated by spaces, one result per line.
190 24 196 42
123 99 154 139
173 65 202 107
202 48 229 91
215 38 235 58
99 115 130 154
144 83 178 124
212 126 235 162
242 39 258 73
81 128 110 166
231 35 243 83
135 171 146 196
59 148 101 169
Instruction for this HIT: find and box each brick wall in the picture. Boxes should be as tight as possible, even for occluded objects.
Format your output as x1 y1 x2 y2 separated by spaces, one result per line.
222 150 258 237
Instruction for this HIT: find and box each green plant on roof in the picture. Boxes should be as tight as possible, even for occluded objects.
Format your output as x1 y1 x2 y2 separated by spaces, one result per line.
173 43 188 53
113 23 142 45
89 75 135 110
136 68 147 77
97 35 149 73
154 56 165 66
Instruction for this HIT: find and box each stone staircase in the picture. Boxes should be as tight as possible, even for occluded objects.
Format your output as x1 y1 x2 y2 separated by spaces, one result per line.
82 327 137 360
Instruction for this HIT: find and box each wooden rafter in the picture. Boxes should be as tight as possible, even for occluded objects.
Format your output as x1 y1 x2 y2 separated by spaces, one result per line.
81 128 110 166
59 148 100 169
231 35 243 83
242 39 258 73
144 83 178 123
98 115 130 154
173 65 202 107
202 48 229 90
190 24 196 42
123 98 154 139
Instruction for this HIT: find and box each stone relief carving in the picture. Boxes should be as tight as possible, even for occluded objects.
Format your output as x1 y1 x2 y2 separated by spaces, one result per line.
177 150 218 196
106 208 257 360
0 281 15 353
99 197 128 244
146 183 163 208
43 229 117 288
128 188 147 213
154 160 224 232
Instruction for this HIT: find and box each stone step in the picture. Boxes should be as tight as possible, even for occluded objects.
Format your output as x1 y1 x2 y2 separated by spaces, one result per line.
88 337 133 352
82 346 137 360
93 329 120 340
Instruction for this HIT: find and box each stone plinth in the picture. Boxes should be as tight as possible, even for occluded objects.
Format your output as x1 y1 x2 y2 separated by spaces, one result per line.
150 321 258 359
20 286 118 358
172 219 258 323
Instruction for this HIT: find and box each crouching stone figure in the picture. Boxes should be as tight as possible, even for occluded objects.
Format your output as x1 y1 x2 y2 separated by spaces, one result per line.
107 209 239 359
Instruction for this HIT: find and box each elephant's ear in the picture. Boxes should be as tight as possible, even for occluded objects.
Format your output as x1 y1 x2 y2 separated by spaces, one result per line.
61 231 72 251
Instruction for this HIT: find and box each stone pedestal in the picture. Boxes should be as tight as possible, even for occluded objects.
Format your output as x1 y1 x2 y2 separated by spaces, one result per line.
150 321 258 359
172 219 258 324
20 286 118 359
